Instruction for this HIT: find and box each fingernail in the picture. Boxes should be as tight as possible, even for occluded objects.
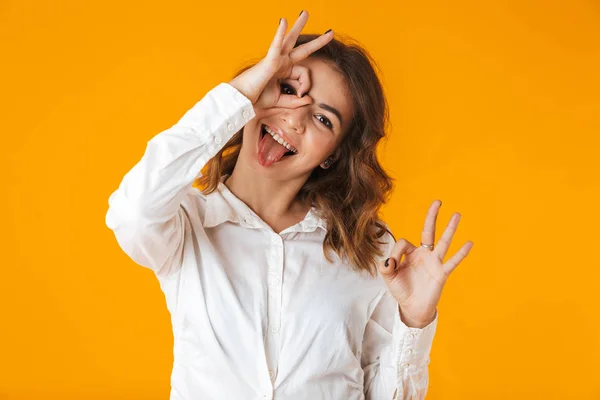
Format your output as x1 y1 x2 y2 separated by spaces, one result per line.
325 29 332 34
279 18 282 25
387 257 397 270
299 10 304 16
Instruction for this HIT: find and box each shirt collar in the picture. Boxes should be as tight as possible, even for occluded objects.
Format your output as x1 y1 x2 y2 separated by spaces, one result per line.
202 174 327 233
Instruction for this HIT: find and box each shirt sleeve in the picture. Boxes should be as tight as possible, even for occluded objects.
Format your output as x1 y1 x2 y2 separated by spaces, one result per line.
362 290 438 399
105 83 255 277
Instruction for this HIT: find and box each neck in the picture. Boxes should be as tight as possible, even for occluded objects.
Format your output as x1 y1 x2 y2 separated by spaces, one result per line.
224 161 311 224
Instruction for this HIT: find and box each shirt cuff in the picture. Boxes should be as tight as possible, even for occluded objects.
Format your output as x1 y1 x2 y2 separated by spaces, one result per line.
391 307 438 372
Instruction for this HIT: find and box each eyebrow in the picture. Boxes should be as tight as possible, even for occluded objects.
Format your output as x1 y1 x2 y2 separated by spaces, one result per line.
317 102 343 127
300 87 343 127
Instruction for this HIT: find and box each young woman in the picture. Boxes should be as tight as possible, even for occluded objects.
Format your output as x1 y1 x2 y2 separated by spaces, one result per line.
106 11 473 400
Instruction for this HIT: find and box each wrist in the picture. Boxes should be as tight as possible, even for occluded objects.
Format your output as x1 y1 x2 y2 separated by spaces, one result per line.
398 305 436 329
229 60 272 105
228 77 258 104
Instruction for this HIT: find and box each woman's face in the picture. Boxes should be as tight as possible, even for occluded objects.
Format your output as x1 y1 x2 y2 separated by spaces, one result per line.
240 57 354 182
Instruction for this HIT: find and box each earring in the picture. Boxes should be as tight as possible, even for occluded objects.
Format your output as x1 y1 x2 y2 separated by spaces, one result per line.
322 158 332 169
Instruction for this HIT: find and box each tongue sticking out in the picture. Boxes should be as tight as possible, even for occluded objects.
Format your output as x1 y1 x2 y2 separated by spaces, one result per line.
258 132 291 167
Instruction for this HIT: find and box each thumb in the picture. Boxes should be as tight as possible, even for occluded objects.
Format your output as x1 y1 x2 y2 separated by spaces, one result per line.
379 256 396 278
275 92 313 109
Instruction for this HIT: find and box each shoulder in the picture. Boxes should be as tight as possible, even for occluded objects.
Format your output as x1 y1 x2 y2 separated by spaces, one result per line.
179 185 209 223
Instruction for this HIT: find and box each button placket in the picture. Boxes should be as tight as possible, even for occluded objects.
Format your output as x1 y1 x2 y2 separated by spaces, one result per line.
264 232 284 389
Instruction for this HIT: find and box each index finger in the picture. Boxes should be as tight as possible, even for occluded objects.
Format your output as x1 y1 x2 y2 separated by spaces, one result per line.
288 64 311 98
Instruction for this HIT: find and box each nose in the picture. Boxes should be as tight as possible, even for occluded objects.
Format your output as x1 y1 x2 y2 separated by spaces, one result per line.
280 96 313 134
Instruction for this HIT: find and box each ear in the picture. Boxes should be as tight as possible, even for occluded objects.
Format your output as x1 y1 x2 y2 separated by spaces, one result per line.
320 147 343 169
331 147 343 163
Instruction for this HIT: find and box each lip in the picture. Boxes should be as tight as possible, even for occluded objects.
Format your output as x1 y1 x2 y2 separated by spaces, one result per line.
262 123 298 152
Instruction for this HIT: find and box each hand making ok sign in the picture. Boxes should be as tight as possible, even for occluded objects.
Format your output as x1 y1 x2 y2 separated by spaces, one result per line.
379 200 474 328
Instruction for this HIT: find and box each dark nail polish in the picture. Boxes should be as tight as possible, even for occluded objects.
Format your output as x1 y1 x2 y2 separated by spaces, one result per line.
279 18 282 25
384 258 390 268
325 29 332 34
299 10 304 16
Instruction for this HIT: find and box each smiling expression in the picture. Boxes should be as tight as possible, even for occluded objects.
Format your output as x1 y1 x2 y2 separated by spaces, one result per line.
239 57 355 181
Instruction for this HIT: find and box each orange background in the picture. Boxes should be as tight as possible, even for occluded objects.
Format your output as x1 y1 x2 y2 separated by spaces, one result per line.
2 1 599 399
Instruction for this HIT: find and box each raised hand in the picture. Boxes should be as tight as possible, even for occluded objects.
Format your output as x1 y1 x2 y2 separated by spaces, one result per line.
229 11 334 109
379 200 474 328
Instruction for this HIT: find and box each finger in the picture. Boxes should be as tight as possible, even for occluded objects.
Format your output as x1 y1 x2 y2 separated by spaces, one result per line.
379 238 417 278
278 78 304 100
421 200 442 249
442 241 474 276
288 64 311 97
281 10 310 54
289 30 334 64
275 92 313 109
266 18 288 60
434 212 461 260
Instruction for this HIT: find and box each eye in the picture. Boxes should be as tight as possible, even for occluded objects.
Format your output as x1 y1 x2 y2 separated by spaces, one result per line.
316 115 333 129
280 83 296 95
280 84 334 130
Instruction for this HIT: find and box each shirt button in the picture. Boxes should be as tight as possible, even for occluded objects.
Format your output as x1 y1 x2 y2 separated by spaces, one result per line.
227 122 235 132
214 136 222 144
242 109 250 119
405 333 414 340
404 348 413 355
269 370 275 378
270 325 280 333
269 277 281 286
400 362 410 368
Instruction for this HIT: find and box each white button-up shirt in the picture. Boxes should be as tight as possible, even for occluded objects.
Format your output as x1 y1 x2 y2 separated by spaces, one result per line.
105 82 438 399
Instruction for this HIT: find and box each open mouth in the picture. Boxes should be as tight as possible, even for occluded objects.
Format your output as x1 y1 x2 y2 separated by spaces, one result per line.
260 124 297 157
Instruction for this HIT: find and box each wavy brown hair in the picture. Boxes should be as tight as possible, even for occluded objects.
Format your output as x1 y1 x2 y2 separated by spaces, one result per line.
194 33 395 277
